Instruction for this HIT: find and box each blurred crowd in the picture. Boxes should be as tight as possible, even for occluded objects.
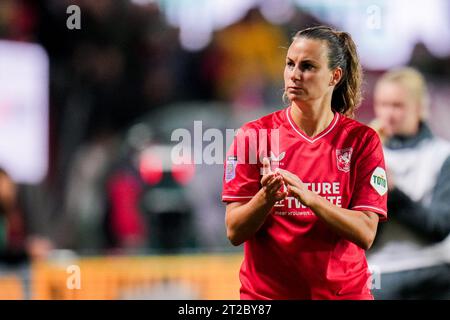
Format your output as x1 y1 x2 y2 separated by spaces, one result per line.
0 0 449 297
0 0 323 257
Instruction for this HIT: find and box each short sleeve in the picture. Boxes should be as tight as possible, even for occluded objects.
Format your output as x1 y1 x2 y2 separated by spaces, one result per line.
222 125 261 202
350 131 388 221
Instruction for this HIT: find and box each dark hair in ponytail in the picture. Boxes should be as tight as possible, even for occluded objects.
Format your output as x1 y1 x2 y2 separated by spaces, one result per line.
292 26 363 118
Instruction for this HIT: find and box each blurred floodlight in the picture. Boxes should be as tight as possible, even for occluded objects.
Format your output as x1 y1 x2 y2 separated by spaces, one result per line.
291 0 450 69
163 0 257 51
260 0 295 24
0 41 49 184
156 0 450 69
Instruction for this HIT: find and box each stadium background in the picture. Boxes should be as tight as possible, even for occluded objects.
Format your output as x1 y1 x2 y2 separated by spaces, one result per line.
0 0 449 299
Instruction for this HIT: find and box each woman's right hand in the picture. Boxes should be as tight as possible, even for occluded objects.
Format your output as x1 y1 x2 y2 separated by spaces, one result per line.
260 158 287 203
225 157 287 246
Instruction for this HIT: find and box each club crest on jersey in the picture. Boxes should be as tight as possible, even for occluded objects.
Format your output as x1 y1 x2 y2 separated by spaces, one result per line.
225 156 237 182
336 147 353 172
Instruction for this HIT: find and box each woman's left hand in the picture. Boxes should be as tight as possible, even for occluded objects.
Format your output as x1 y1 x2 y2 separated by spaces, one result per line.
276 168 317 207
277 169 379 250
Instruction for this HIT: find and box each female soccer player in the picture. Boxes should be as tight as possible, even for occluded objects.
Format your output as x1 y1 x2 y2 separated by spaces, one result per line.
222 26 388 300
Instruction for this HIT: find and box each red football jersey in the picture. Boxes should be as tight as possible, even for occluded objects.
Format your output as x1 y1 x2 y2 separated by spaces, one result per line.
222 106 388 300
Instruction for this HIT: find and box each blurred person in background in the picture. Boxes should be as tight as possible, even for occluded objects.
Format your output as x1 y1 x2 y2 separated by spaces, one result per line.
0 168 52 264
104 159 148 252
63 133 121 252
0 168 24 262
369 67 450 299
212 8 288 111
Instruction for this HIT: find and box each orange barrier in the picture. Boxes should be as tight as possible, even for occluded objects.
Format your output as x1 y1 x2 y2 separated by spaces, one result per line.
0 275 24 299
30 253 243 300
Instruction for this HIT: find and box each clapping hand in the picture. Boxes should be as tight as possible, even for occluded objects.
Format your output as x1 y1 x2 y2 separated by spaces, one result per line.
260 158 288 203
276 168 317 207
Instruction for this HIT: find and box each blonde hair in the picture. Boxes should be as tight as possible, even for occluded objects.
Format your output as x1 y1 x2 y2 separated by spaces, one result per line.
376 67 430 120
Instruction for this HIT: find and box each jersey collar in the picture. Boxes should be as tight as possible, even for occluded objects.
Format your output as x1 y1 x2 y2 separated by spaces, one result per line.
286 106 340 144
